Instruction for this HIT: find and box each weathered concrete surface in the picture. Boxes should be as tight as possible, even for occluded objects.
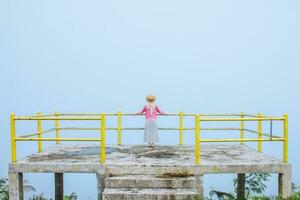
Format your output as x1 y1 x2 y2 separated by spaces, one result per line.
10 144 288 175
195 175 203 195
8 172 23 200
278 165 292 199
102 188 198 200
8 144 292 199
15 144 282 165
105 175 197 188
9 143 291 190
97 174 106 200
102 174 202 200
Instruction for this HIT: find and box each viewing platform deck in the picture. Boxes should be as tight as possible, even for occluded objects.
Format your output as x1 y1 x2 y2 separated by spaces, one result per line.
9 144 292 200
10 144 287 174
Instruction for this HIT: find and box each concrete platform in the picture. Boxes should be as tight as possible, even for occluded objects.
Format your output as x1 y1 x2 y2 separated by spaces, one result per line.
8 144 292 199
10 144 289 174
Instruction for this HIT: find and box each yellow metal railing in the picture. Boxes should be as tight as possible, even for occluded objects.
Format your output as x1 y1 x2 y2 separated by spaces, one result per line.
10 112 107 164
194 113 288 164
10 112 288 165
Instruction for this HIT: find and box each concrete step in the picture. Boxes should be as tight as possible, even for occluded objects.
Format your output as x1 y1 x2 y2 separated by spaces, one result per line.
102 188 198 200
105 175 196 188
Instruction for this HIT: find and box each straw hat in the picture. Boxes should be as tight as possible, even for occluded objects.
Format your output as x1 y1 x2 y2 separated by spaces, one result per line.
146 95 156 102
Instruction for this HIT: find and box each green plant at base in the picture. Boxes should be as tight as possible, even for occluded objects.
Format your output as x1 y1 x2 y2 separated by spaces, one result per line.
29 193 51 200
234 173 271 199
0 178 9 200
0 178 36 200
209 189 235 200
64 192 78 200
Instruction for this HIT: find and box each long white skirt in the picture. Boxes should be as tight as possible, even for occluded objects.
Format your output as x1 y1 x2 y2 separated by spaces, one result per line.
144 120 159 143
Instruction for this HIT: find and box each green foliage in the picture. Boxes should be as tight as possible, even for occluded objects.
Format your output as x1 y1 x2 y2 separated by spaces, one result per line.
29 193 51 200
204 173 272 200
1 175 300 200
234 173 271 198
23 179 36 193
195 195 210 200
64 192 78 200
287 193 300 200
0 178 9 200
0 177 78 200
0 178 36 200
209 189 235 200
250 196 275 200
28 192 78 200
287 184 300 200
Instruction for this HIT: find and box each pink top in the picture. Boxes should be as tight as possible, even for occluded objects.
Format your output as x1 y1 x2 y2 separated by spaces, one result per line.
137 105 166 120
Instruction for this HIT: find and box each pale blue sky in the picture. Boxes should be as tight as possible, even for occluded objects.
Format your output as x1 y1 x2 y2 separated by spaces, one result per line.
1 0 300 199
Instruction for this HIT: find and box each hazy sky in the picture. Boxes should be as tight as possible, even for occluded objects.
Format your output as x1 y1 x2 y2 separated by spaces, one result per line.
1 0 300 199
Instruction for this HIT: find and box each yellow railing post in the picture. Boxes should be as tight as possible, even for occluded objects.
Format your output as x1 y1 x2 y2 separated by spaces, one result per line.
55 112 60 144
195 114 200 164
283 113 288 163
257 112 262 152
37 112 42 153
118 111 122 145
240 112 244 144
10 113 17 163
179 111 183 145
100 113 106 163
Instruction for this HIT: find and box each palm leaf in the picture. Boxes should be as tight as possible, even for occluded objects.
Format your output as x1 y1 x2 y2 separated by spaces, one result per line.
24 179 36 192
209 189 235 200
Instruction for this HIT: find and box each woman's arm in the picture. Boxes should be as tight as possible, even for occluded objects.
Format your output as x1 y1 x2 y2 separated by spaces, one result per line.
156 106 166 115
136 106 146 115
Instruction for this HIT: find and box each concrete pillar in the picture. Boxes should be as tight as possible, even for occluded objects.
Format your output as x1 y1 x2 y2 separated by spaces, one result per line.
278 168 292 199
236 173 246 200
195 175 203 196
9 172 24 200
55 173 64 200
96 174 106 200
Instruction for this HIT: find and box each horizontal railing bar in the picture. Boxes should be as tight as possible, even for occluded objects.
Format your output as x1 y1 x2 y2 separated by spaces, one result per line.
58 113 102 115
59 127 101 130
197 114 241 116
19 128 56 138
18 133 40 138
198 138 285 142
15 117 103 120
17 128 283 141
59 113 120 116
55 127 243 131
15 116 284 121
16 113 282 117
243 128 282 138
243 128 258 134
164 128 243 131
16 137 285 142
20 114 56 117
244 114 270 118
54 113 247 117
15 138 101 142
199 117 283 121
17 127 247 138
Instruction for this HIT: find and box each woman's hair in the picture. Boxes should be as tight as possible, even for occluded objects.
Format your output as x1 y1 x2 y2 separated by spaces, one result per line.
146 95 156 103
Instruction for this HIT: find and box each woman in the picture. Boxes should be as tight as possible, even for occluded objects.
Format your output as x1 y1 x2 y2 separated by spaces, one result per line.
137 95 166 148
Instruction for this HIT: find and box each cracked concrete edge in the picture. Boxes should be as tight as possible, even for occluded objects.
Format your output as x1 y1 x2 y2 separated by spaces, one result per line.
9 163 101 173
9 163 291 175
